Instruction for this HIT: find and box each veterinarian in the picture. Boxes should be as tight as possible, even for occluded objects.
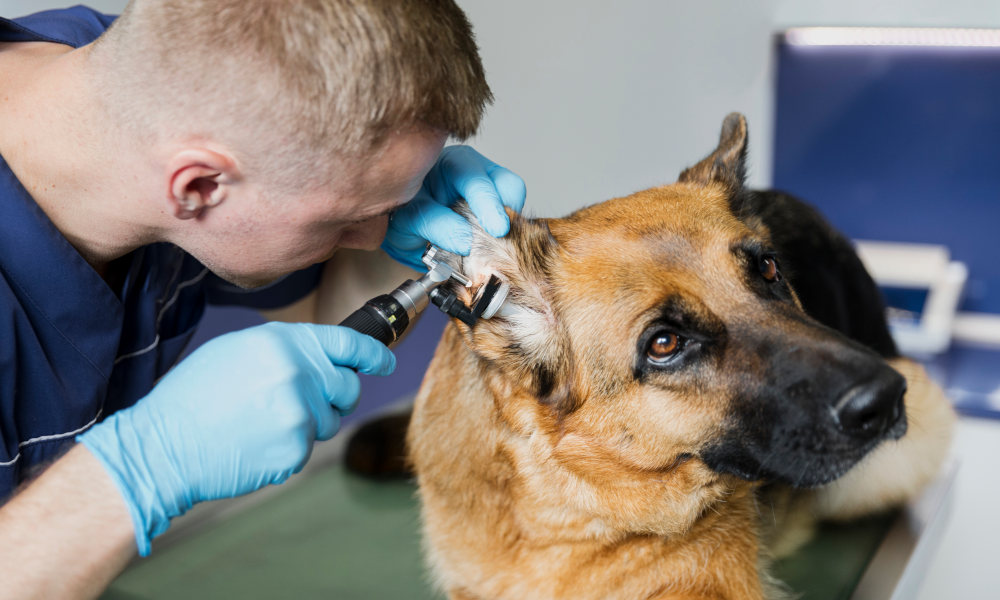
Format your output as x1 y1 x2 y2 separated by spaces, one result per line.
0 2 524 596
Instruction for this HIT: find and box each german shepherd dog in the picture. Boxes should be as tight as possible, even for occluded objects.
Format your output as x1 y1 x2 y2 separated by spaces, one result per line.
406 114 954 599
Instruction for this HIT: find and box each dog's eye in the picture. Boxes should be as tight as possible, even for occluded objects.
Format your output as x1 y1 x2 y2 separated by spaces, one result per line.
647 332 683 362
759 256 781 282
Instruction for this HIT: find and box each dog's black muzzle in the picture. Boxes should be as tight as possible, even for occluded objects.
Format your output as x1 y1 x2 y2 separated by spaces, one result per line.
700 311 908 488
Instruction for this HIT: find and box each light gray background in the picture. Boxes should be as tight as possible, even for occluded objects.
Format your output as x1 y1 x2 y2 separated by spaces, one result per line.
7 2 1000 598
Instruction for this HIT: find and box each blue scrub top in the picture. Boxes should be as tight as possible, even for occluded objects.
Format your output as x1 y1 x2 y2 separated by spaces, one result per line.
0 7 322 497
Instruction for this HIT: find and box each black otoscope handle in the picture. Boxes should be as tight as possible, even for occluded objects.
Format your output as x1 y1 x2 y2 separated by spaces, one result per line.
338 294 410 346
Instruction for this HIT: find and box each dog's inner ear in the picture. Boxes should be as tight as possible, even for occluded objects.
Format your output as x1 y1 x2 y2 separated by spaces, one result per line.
678 112 748 193
454 210 575 411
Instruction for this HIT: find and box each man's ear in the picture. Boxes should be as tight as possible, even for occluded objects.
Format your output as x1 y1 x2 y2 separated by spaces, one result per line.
166 148 240 219
677 112 748 192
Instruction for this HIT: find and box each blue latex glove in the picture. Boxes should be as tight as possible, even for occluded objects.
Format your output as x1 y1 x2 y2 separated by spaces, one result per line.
382 145 527 271
78 322 395 556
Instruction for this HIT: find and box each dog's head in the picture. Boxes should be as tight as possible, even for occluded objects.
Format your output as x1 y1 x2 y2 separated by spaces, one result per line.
445 114 906 492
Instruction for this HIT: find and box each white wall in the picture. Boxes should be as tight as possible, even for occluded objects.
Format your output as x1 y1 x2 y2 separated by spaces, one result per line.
10 1 1000 218
460 1 777 217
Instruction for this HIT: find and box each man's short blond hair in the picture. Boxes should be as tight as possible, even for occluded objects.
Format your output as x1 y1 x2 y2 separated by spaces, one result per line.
92 0 492 186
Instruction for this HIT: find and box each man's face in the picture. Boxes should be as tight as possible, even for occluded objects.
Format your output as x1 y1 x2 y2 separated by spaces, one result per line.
188 127 448 288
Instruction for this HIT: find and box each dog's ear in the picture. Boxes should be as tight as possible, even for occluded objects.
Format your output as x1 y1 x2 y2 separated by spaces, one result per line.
678 112 748 192
448 207 577 413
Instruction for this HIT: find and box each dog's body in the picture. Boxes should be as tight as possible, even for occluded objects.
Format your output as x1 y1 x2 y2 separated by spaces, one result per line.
408 115 954 599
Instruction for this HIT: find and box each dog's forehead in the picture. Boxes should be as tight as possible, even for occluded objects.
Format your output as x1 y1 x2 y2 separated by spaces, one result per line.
552 183 752 280
546 183 757 359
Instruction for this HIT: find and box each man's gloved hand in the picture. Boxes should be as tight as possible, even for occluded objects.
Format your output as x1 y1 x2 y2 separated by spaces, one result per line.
78 322 395 556
382 145 527 271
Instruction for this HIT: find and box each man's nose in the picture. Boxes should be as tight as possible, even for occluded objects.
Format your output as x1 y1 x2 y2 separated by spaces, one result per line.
337 215 390 251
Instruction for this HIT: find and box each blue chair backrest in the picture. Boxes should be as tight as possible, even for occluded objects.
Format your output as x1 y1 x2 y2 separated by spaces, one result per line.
772 31 1000 315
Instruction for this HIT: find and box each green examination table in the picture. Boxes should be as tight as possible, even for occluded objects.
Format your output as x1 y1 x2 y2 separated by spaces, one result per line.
101 417 954 600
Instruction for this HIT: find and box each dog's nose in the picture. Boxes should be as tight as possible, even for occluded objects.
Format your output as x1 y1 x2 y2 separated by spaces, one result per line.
833 366 907 440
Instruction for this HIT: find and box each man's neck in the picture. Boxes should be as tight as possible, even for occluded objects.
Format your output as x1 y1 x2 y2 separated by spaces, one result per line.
0 42 159 276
